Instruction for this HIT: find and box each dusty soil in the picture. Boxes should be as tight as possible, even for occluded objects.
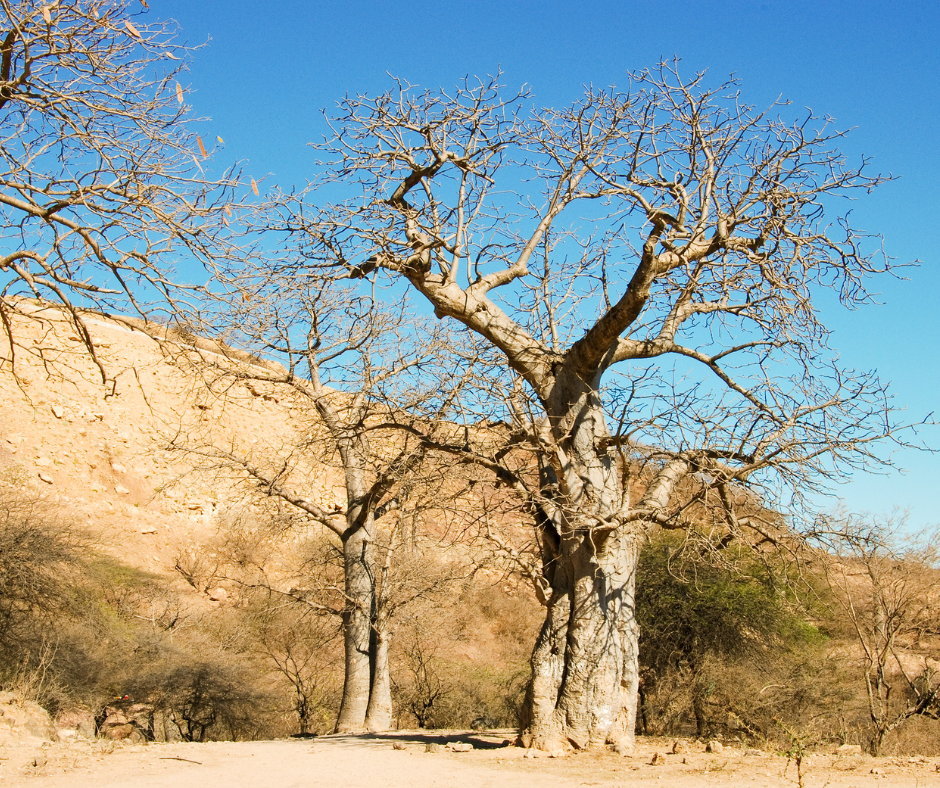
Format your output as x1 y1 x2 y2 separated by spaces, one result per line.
3 731 938 788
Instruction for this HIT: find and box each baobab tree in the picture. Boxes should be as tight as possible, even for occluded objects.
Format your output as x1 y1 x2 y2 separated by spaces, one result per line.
0 0 245 383
270 64 918 752
173 274 475 732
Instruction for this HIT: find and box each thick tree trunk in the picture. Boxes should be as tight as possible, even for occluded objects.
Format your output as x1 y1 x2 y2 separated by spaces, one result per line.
335 522 374 732
521 377 644 753
524 528 641 751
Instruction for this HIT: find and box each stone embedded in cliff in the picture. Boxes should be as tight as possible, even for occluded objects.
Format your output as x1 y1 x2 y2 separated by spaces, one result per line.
208 587 229 602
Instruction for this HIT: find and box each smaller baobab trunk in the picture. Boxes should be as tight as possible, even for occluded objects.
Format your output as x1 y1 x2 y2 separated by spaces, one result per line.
326 409 431 733
363 526 399 732
301 318 428 735
364 618 393 731
331 451 427 732
325 423 399 734
192 237 475 734
334 510 375 732
333 511 393 733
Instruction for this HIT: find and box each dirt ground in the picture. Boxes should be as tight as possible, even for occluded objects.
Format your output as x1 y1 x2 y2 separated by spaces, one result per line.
3 731 938 788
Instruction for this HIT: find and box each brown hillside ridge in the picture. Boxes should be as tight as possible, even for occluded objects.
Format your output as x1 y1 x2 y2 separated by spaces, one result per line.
0 300 345 581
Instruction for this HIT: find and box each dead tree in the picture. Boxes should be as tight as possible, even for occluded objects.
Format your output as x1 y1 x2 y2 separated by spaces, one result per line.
0 0 246 383
270 64 922 751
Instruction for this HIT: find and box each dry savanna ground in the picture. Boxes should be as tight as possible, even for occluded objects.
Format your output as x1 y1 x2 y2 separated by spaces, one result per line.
3 731 940 788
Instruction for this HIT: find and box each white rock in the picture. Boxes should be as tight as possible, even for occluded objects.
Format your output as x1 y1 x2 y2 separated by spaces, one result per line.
449 741 473 752
207 587 228 602
706 740 724 754
837 744 863 756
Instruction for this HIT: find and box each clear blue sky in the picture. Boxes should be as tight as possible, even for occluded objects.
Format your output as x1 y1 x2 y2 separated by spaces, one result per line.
153 0 940 529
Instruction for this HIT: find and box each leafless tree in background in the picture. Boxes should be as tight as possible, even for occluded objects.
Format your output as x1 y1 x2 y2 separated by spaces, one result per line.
815 513 940 754
0 0 247 383
172 273 479 732
248 587 343 736
269 63 923 751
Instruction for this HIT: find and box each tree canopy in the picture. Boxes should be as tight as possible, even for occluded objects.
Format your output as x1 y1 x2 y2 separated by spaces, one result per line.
0 0 244 381
258 64 916 750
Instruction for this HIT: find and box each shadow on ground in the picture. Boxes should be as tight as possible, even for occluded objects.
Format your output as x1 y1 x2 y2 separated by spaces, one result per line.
297 730 517 750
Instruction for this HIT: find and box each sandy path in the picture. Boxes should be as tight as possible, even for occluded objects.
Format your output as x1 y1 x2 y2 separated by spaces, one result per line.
4 732 938 788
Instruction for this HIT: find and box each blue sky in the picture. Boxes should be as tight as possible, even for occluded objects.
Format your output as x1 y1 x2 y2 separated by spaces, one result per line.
153 0 940 528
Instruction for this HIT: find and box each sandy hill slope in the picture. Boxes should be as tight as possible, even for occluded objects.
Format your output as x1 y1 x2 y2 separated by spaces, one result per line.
0 302 343 583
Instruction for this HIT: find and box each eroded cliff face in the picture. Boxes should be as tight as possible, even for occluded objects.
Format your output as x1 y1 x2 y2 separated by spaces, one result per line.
0 303 344 591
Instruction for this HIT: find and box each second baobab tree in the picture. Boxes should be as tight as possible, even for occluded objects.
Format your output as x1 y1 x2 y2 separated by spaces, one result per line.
276 65 920 751
177 273 474 733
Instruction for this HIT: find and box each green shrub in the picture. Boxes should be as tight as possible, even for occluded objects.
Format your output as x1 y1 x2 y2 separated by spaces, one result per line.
636 531 828 742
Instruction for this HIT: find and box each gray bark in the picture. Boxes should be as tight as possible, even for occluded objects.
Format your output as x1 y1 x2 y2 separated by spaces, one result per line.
365 624 392 731
524 494 643 751
521 378 645 751
335 519 375 732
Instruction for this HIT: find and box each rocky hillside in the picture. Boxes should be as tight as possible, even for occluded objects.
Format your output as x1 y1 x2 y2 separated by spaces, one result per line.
0 302 344 584
0 301 541 742
3 301 939 756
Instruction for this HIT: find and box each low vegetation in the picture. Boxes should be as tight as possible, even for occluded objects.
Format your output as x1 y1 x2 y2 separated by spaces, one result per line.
2 459 938 755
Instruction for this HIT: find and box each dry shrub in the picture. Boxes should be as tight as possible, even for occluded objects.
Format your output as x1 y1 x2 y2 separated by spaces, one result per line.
0 483 88 663
391 581 540 729
129 659 270 742
880 715 940 756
